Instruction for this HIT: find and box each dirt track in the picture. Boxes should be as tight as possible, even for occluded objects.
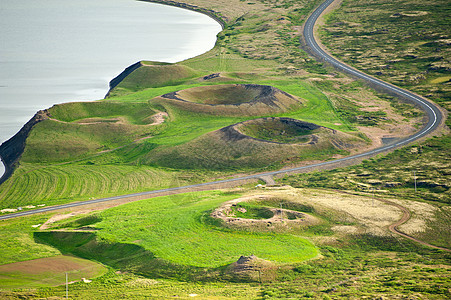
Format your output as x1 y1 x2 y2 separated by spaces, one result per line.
336 190 450 252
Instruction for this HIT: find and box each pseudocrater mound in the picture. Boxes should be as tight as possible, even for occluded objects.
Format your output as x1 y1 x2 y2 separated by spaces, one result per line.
154 84 302 116
210 195 320 232
145 117 368 170
236 117 323 144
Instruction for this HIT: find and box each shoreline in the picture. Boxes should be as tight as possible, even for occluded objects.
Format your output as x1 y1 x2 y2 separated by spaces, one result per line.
142 0 227 29
0 1 223 183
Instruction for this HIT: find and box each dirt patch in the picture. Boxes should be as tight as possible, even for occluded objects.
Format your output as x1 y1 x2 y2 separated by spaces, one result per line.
391 11 429 17
40 210 96 230
384 197 437 235
224 255 276 282
211 194 320 231
304 189 402 236
0 255 107 288
144 112 168 126
126 278 159 287
0 255 96 275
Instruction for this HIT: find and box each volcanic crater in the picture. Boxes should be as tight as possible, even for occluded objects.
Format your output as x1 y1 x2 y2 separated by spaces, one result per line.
154 84 303 116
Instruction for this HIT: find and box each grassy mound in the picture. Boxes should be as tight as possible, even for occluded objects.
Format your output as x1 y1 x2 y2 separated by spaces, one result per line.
108 62 199 97
171 84 263 105
154 84 303 116
49 101 156 125
20 102 159 163
237 117 322 144
147 118 366 170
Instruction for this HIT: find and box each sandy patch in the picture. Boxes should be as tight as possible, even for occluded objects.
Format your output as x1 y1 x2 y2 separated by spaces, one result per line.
384 197 437 235
242 187 403 236
40 209 99 230
126 278 159 287
148 112 168 126
332 225 359 234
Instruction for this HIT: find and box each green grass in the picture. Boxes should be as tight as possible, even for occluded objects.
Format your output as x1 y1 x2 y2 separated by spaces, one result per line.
320 0 451 111
49 101 156 124
239 118 319 144
0 214 60 265
0 0 449 297
1 272 261 299
0 164 210 208
94 191 318 268
6 234 449 299
30 191 318 282
0 77 356 208
280 135 451 206
108 63 201 97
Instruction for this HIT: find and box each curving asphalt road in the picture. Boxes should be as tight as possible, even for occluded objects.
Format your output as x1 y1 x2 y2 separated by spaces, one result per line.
0 0 443 221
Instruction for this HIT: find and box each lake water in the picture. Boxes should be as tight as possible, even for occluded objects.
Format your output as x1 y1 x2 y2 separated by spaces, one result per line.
0 0 222 177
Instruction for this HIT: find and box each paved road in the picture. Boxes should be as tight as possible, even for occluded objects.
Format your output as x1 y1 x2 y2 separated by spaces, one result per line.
0 0 443 221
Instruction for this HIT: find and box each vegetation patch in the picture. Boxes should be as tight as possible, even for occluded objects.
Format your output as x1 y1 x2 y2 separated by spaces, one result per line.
0 214 60 265
227 202 274 219
320 0 451 111
210 194 321 233
37 191 318 271
146 115 367 171
108 62 200 97
0 0 449 297
237 117 323 144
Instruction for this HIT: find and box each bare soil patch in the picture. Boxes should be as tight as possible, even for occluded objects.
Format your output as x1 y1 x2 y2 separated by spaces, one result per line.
41 210 97 230
0 255 107 288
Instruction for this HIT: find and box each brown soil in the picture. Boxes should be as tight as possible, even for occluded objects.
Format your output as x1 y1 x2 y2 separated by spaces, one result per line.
224 255 276 282
40 210 98 230
0 255 97 275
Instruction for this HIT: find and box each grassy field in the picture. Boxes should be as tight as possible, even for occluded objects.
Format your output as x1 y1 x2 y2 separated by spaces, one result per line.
320 0 451 112
0 213 60 265
1 187 449 298
39 191 318 269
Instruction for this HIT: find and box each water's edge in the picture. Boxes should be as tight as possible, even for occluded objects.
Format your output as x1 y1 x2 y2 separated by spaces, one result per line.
0 110 48 184
142 0 226 28
0 0 223 183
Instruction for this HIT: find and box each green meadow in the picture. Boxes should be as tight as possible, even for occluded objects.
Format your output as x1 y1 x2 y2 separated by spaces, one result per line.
35 191 318 273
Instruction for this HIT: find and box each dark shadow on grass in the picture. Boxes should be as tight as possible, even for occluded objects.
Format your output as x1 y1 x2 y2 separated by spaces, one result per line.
33 231 269 282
